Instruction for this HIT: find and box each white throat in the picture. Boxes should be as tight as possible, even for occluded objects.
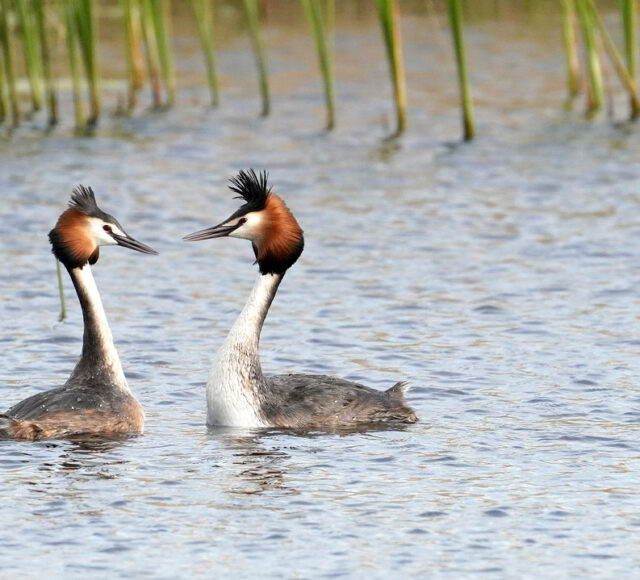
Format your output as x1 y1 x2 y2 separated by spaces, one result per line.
206 273 282 427
68 264 128 390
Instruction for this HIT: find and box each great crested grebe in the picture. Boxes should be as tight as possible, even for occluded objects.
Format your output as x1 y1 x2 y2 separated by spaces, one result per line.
184 170 417 429
0 186 157 441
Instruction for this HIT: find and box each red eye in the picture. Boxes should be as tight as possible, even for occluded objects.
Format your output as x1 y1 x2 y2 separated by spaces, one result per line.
103 225 112 232
239 217 247 225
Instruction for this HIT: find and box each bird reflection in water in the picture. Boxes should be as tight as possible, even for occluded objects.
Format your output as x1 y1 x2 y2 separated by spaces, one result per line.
209 422 412 495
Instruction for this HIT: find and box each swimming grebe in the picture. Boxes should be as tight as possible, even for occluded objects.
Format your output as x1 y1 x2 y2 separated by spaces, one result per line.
184 170 417 429
0 186 158 441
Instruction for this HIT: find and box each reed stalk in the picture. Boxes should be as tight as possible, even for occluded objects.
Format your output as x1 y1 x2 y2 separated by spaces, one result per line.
191 0 219 106
74 0 100 125
15 0 43 113
56 259 67 322
376 0 407 136
575 0 604 116
121 0 145 111
325 0 335 52
447 0 475 140
150 0 175 105
242 0 270 116
301 0 336 129
585 0 640 113
0 0 18 125
0 0 20 127
325 0 335 120
621 0 638 117
62 0 86 129
0 35 7 122
561 0 581 101
140 0 163 107
35 0 57 126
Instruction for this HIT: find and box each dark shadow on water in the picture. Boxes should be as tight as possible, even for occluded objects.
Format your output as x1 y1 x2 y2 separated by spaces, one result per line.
439 138 475 156
0 432 136 450
42 436 130 468
39 438 129 478
0 436 133 490
206 427 290 495
207 420 414 442
206 422 414 495
369 137 403 162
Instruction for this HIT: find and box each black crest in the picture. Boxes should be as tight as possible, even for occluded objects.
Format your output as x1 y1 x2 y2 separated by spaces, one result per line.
228 169 270 214
69 185 99 214
69 184 117 224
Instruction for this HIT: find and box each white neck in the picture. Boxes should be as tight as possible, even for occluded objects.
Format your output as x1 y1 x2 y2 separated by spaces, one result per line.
207 273 282 427
67 264 129 390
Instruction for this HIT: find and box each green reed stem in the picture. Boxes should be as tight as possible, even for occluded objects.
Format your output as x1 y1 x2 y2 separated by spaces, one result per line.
35 1 57 126
242 0 270 116
15 0 43 113
301 0 336 130
151 0 175 105
74 0 100 125
325 0 335 53
191 0 219 106
620 0 638 118
325 0 335 121
575 0 604 116
448 0 475 140
56 259 67 322
561 0 581 101
0 35 7 123
121 0 145 111
0 0 18 125
63 0 86 129
0 0 14 125
376 0 407 136
586 0 640 113
140 0 162 107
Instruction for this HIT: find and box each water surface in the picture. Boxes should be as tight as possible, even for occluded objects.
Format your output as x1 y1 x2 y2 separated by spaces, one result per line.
0 5 639 577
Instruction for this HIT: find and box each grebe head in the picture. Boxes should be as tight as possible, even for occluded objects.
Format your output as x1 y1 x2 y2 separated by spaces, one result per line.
184 169 304 275
49 185 158 269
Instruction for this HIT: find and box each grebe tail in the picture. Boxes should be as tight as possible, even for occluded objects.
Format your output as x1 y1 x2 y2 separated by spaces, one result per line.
2 186 157 441
184 170 417 429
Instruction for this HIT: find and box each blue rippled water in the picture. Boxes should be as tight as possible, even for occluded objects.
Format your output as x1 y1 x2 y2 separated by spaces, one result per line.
0 5 639 578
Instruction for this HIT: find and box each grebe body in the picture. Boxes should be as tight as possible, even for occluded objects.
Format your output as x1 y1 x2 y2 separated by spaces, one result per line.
0 186 157 441
185 170 417 429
